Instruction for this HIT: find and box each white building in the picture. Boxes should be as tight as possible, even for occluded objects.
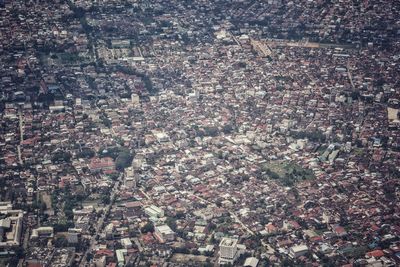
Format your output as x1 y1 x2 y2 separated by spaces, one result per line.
152 131 170 143
93 256 106 267
289 244 309 258
67 228 81 244
131 93 140 106
0 204 23 248
244 257 259 267
144 205 164 218
132 157 143 169
121 238 133 249
218 237 243 265
30 227 54 240
124 167 136 188
154 224 175 243
116 249 127 266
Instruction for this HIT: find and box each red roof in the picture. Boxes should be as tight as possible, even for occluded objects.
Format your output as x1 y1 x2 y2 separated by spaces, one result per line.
371 224 379 231
142 232 155 244
266 223 277 232
96 249 114 257
89 157 115 171
289 220 301 229
334 226 347 234
125 201 142 208
367 249 384 258
311 236 323 242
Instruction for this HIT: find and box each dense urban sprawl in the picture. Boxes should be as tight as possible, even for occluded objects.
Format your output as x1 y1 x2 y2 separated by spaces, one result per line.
0 0 399 266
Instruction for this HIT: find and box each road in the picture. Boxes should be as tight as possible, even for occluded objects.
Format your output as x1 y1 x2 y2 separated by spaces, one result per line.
139 188 151 200
79 176 122 266
133 238 143 252
265 38 355 50
17 145 23 165
17 109 24 165
347 59 355 90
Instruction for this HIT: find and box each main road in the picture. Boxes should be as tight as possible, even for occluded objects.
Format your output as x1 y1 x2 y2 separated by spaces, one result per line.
18 109 24 165
79 175 122 266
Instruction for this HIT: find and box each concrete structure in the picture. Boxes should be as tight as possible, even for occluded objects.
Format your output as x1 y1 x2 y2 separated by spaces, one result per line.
0 213 23 247
0 203 23 248
289 244 309 258
131 93 140 106
244 257 259 267
124 167 136 188
154 224 175 242
67 228 81 244
93 256 106 267
121 237 133 249
218 237 241 265
30 227 54 240
144 205 164 218
116 249 127 267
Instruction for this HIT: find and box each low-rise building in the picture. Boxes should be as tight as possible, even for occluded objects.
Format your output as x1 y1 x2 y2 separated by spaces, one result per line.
289 244 309 258
154 224 175 243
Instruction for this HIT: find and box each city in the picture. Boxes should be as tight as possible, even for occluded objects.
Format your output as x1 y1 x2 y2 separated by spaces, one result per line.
0 0 399 266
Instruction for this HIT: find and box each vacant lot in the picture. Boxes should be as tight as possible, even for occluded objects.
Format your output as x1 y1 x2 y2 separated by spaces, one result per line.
171 253 210 264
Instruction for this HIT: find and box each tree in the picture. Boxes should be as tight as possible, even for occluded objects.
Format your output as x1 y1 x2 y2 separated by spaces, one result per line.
204 251 214 257
174 211 185 219
53 221 74 232
222 124 234 134
54 236 68 247
166 217 177 231
141 222 154 233
115 150 133 171
261 258 270 267
38 92 54 105
203 126 219 137
101 194 111 204
51 151 72 163
109 172 119 181
77 148 95 159
282 258 295 267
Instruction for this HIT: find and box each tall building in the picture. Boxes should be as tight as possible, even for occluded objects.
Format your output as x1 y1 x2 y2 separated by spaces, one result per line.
219 237 239 265
131 93 140 106
124 166 136 188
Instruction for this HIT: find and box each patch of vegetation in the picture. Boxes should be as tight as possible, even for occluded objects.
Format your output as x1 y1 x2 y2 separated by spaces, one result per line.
290 129 326 143
259 161 315 186
51 151 72 163
76 147 95 159
341 245 368 259
58 52 85 63
141 222 154 233
98 146 133 171
99 112 112 128
115 149 133 171
114 65 157 94
53 221 74 232
166 217 177 231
